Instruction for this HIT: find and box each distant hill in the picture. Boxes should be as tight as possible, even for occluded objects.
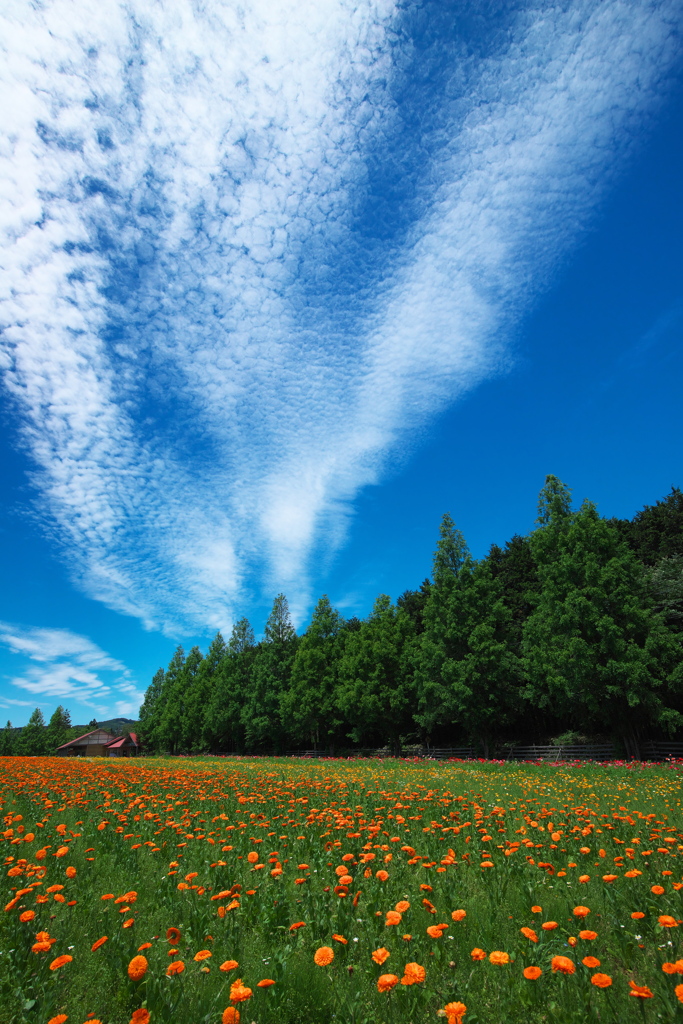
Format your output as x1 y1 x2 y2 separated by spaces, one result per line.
72 717 138 735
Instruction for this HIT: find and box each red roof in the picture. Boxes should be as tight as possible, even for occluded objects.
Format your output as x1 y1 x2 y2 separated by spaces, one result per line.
105 733 139 749
55 728 115 750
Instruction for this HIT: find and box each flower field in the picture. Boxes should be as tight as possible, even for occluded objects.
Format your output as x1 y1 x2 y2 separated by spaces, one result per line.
1 757 683 1024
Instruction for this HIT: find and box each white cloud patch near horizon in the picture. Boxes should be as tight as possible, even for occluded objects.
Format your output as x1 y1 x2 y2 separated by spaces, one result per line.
0 621 143 718
0 0 681 634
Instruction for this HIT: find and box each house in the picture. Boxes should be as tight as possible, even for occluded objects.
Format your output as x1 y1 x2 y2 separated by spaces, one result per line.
55 728 117 757
105 732 140 757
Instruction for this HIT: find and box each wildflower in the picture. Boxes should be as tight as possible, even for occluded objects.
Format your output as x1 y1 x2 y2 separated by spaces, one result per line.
289 922 305 931
427 925 446 938
602 874 618 883
579 930 597 940
220 960 239 972
47 1017 68 1024
385 911 402 926
314 946 334 967
65 867 76 878
376 870 389 881
395 900 410 912
591 974 612 988
541 921 558 931
247 851 259 863
651 885 665 895
523 966 542 980
130 1011 150 1024
470 948 486 961
19 910 35 922
122 918 134 929
579 874 590 883
444 1001 467 1023
127 955 148 980
49 955 73 971
229 979 253 1002
572 906 590 918
166 960 185 976
332 934 348 944
451 909 466 921
631 911 645 920
676 984 683 1004
489 951 509 964
194 950 212 961
401 962 426 984
567 936 577 947
166 927 181 942
659 915 678 928
629 981 654 998
520 927 538 943
377 973 399 992
663 961 683 974
551 956 575 975
582 956 601 968
531 905 542 913
257 979 275 987
222 1009 240 1024
372 947 390 965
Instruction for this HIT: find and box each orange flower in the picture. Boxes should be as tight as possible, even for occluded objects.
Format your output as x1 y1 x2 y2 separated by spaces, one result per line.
257 979 275 987
551 956 575 975
130 1011 150 1024
631 911 645 920
541 921 558 931
395 900 410 913
489 951 509 964
602 874 618 883
676 984 683 1004
47 1017 68 1024
427 925 446 939
591 973 612 988
222 1008 240 1024
220 960 239 972
138 943 152 952
247 851 259 863
19 910 35 922
49 955 73 971
332 934 348 944
122 918 134 929
65 867 76 878
659 915 678 928
385 911 402 926
289 922 305 932
91 936 108 951
229 979 253 1003
470 948 486 961
167 960 185 976
520 927 538 943
444 1001 467 1023
531 905 542 913
523 966 542 980
572 906 590 918
582 956 601 968
651 885 665 895
127 955 148 980
578 875 590 883
377 973 399 992
579 930 597 941
401 962 425 984
166 927 181 942
376 870 389 881
314 946 334 967
32 941 52 953
373 947 390 965
451 909 466 921
194 950 212 961
629 981 654 998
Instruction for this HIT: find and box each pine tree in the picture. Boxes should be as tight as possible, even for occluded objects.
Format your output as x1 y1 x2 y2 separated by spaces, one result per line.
46 706 72 752
243 595 298 753
0 721 16 757
139 668 165 750
203 619 255 753
182 633 227 752
283 596 344 751
17 708 47 756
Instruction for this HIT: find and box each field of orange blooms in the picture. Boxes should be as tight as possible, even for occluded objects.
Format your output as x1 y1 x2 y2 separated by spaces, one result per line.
1 756 683 1024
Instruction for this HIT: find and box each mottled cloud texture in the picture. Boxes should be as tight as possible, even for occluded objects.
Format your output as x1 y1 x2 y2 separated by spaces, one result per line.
0 622 142 717
1 0 681 632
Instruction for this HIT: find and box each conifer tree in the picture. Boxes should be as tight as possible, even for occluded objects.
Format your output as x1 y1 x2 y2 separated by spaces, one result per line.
203 618 255 753
0 721 15 757
46 705 71 752
17 708 47 756
283 596 344 751
243 595 298 753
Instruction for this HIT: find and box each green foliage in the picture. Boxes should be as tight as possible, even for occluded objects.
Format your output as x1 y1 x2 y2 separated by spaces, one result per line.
17 708 48 756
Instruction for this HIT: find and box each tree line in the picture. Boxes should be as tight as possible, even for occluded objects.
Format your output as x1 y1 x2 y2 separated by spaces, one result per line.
137 477 683 759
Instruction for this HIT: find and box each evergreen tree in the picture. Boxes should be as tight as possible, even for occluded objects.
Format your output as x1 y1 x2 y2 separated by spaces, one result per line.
243 595 298 753
611 487 683 565
487 534 539 655
182 633 226 752
46 706 71 752
139 668 165 750
0 721 16 757
203 619 255 753
646 555 683 634
17 708 48 756
283 596 345 751
338 595 416 755
154 647 186 754
523 485 683 756
397 580 432 635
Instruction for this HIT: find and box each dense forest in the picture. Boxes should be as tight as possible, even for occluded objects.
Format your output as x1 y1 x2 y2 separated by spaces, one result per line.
134 476 683 759
2 477 681 760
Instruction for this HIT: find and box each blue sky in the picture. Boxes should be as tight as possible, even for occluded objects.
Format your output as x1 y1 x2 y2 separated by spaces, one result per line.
0 0 681 727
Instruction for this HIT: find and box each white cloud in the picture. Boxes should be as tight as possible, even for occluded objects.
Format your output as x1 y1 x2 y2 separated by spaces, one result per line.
0 620 139 715
0 0 681 631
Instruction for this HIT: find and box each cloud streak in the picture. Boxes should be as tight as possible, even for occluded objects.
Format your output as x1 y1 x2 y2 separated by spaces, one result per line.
1 0 681 631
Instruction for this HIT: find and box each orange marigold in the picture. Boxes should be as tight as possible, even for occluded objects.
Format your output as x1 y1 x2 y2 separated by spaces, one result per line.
651 885 665 895
385 911 402 926
65 867 76 879
444 1001 467 1023
451 909 466 921
579 930 597 941
551 956 575 975
166 960 185 976
127 955 148 980
631 911 645 920
523 966 542 980
49 955 73 971
372 947 390 965
470 948 486 961
659 915 678 928
332 934 347 944
314 946 334 967
629 981 654 998
229 979 253 1003
47 1017 68 1024
531 905 542 913
220 960 239 972
222 1008 240 1024
19 910 35 922
395 900 410 913
257 979 275 988
489 951 510 965
541 921 558 931
402 962 425 984
520 927 538 943
166 927 181 942
289 922 305 932
194 950 212 961
130 1011 150 1024
676 983 683 1004
572 906 590 918
582 956 601 969
591 973 612 988
377 973 399 992
427 925 446 939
